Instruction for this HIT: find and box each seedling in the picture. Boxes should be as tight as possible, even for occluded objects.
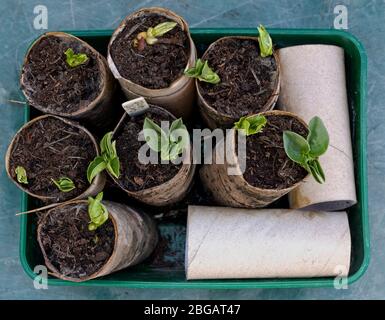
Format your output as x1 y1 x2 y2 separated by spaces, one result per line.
87 132 120 183
64 48 89 68
283 116 329 184
88 192 108 231
15 166 28 184
143 117 190 161
51 177 75 192
133 21 177 48
257 24 273 57
234 115 267 136
184 59 220 84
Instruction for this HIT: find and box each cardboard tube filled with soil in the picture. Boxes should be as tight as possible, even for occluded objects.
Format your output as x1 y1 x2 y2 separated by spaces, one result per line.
20 32 116 128
110 104 195 206
200 110 308 208
277 44 357 211
5 115 105 204
107 7 197 120
37 199 158 282
186 206 351 280
196 36 280 129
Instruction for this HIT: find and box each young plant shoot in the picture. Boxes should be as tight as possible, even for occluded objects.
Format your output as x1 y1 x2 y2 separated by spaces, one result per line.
15 166 28 184
64 48 89 68
257 24 273 57
87 132 120 183
184 59 220 84
143 117 190 161
133 21 177 48
88 192 108 231
283 116 329 184
51 177 75 192
234 114 267 136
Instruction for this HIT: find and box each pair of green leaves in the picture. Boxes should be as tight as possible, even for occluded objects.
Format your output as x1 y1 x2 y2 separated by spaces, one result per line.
143 117 189 161
88 192 109 231
87 132 120 183
234 115 267 136
283 116 329 184
184 59 220 84
64 48 89 68
257 24 273 57
134 21 177 46
15 166 28 184
51 177 75 192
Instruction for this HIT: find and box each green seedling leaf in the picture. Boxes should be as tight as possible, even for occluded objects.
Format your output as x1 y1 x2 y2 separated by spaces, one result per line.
283 131 310 164
87 156 107 183
184 59 220 84
134 21 177 46
283 116 329 184
15 166 28 184
87 132 120 183
64 48 89 68
234 115 267 136
307 116 329 157
143 117 190 161
88 192 108 231
257 24 273 57
51 177 75 192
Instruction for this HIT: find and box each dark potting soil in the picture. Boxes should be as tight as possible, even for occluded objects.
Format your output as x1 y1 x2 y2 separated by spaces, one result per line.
9 117 96 202
115 108 182 192
242 115 308 189
22 35 101 114
109 13 190 89
39 203 115 279
199 38 278 119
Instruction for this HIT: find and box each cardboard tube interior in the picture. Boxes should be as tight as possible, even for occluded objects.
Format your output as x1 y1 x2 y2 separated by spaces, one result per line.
186 206 351 280
107 7 197 120
20 32 116 128
37 200 158 282
277 44 357 211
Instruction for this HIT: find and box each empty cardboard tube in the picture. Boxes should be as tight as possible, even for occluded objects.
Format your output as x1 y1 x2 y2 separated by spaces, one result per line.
186 206 351 280
20 32 116 128
277 44 357 211
37 200 158 282
107 7 197 120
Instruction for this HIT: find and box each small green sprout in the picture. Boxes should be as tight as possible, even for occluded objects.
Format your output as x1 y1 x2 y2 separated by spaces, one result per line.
234 115 267 136
257 24 273 57
143 117 190 161
64 48 89 68
15 166 28 184
88 192 108 231
133 21 177 47
283 116 329 184
87 132 120 183
184 59 220 84
51 177 75 192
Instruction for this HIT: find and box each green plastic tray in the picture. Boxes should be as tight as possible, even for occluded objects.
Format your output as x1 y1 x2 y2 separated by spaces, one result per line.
19 28 369 289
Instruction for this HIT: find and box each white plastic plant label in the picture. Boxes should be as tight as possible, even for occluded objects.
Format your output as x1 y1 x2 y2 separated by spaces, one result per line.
122 97 149 116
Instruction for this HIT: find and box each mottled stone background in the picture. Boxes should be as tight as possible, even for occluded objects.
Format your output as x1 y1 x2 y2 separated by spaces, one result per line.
0 0 383 299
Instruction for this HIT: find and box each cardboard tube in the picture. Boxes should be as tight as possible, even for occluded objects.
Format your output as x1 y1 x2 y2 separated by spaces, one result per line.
111 105 196 206
197 36 280 129
200 110 308 208
5 115 106 203
20 32 116 128
186 206 351 280
277 44 357 211
37 200 158 282
107 7 197 120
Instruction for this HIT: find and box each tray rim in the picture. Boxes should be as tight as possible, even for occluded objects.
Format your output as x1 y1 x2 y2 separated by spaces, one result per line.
18 27 369 289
